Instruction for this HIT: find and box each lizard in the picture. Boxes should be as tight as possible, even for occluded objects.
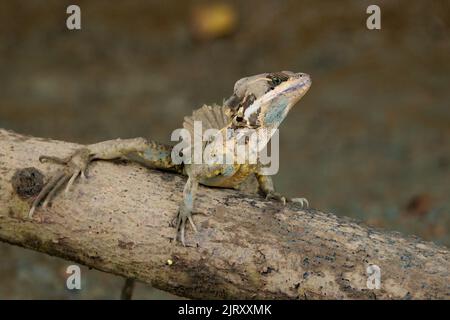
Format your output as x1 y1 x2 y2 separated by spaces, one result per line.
28 71 312 247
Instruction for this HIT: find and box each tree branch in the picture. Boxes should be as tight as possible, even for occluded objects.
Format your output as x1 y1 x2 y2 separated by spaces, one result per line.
0 128 448 299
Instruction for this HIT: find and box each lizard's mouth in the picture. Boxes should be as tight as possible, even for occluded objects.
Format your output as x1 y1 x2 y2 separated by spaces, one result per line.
279 72 311 97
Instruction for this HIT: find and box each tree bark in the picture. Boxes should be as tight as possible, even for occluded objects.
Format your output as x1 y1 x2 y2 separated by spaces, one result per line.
0 128 448 299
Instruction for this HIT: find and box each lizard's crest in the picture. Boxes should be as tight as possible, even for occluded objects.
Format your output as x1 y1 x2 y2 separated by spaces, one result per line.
183 104 231 143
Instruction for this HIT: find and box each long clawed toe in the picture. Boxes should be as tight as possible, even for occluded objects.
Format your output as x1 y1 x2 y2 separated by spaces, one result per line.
28 149 91 219
65 170 81 194
28 169 82 218
29 170 65 218
265 192 310 209
291 197 309 209
174 206 198 246
39 155 70 165
42 174 71 208
265 191 287 205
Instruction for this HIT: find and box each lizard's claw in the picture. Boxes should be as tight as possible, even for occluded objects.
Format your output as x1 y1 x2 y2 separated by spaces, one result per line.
264 191 309 209
291 197 309 209
265 191 287 205
174 204 197 246
29 148 91 218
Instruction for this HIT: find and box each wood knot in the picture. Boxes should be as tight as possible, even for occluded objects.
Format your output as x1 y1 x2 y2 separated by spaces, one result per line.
11 167 44 198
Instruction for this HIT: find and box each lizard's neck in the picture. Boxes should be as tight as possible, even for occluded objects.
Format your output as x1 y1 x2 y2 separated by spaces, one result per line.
258 96 291 131
252 95 292 150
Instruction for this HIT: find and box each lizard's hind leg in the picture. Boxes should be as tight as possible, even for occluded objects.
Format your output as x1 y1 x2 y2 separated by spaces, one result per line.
29 148 91 218
29 138 151 218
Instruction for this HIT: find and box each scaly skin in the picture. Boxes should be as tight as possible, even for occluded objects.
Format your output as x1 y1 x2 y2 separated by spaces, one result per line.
29 71 312 246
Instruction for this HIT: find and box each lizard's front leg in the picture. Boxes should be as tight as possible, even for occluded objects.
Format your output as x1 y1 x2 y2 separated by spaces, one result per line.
256 172 309 208
175 176 199 246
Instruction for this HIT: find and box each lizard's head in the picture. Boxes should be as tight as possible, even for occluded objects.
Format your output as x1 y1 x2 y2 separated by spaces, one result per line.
224 71 311 130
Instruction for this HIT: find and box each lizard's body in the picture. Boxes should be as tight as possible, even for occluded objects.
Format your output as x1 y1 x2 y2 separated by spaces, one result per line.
29 71 312 246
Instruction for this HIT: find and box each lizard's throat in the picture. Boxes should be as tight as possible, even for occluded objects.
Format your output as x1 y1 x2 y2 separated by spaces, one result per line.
258 97 292 130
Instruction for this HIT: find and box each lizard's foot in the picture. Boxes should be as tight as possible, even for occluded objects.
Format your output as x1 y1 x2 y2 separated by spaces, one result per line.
174 204 197 246
29 148 91 218
291 197 309 209
265 191 287 205
265 192 310 209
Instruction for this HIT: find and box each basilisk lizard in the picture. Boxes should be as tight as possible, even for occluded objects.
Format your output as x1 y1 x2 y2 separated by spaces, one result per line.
28 71 311 246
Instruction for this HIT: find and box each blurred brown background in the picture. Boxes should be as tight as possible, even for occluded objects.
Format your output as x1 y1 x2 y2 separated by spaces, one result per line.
0 0 449 299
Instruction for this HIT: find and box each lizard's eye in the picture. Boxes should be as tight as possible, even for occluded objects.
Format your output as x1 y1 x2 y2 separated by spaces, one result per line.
267 72 289 87
271 77 281 86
